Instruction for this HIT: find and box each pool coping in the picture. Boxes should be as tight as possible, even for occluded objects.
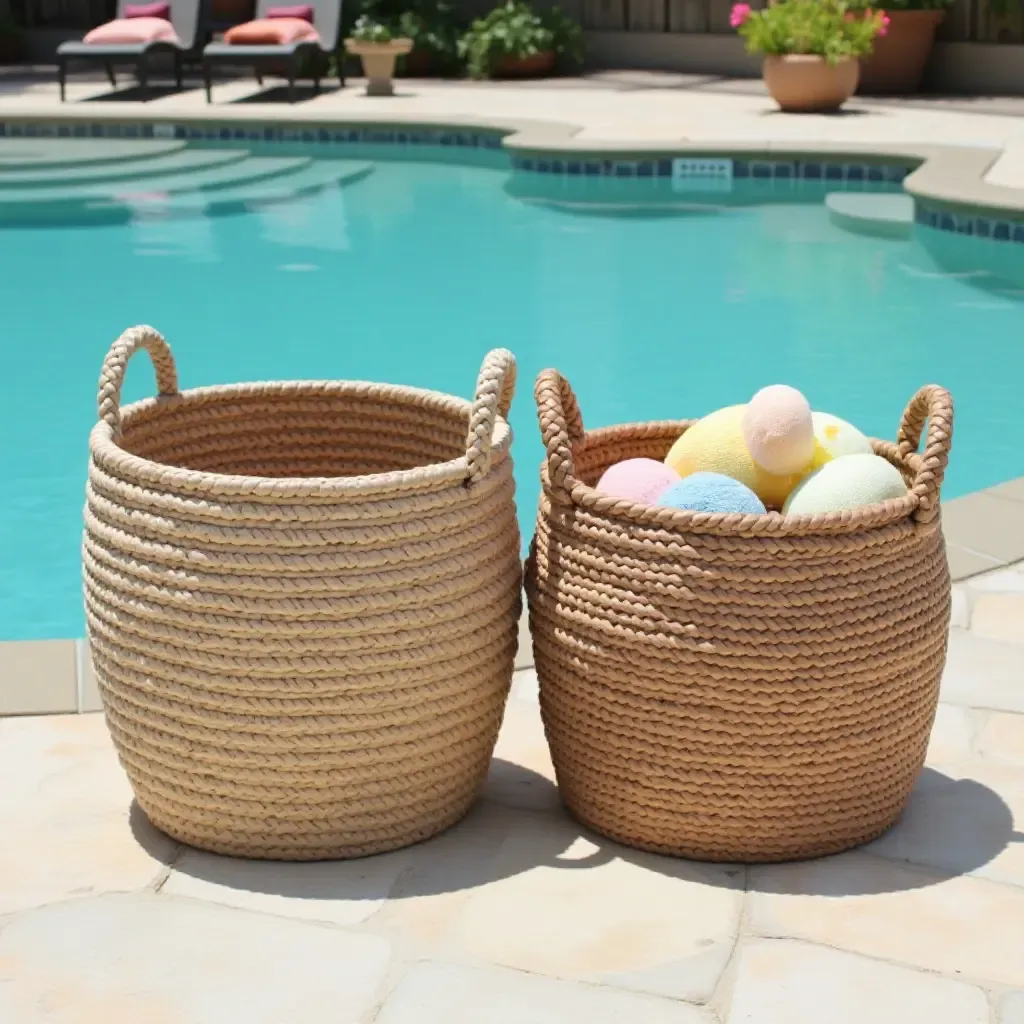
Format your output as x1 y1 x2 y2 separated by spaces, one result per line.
1 106 1022 714
1 103 1024 218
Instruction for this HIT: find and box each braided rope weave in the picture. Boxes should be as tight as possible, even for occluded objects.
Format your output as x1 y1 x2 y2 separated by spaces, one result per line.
526 370 953 862
85 326 521 860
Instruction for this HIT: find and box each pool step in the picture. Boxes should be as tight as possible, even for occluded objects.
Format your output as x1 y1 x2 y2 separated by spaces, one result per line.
0 147 248 189
0 138 186 170
133 159 375 215
825 192 914 240
0 155 313 206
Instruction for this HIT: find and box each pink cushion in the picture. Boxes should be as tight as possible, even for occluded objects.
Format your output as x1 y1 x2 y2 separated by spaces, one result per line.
83 16 179 43
267 4 314 21
224 17 319 43
124 2 170 18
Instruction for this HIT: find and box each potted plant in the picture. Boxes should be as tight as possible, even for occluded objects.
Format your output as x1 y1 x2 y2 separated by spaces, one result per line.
854 0 952 94
458 0 581 80
732 0 889 113
397 0 465 76
345 16 413 96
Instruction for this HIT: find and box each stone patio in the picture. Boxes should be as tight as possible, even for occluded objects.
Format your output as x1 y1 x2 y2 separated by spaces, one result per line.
2 560 1023 1023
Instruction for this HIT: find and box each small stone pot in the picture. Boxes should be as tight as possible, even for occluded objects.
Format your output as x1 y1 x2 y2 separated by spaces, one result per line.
494 51 555 78
858 10 945 95
762 54 860 114
345 38 413 96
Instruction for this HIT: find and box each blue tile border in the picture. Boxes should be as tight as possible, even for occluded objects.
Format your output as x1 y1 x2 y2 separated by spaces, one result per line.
508 153 912 185
914 199 1024 245
0 119 506 150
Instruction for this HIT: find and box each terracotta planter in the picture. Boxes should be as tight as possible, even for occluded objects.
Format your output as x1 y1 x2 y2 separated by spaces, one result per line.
858 10 945 95
762 54 859 113
494 51 555 78
345 38 413 97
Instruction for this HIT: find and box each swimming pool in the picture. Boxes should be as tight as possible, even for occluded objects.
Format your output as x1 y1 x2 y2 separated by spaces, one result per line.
2 135 1023 640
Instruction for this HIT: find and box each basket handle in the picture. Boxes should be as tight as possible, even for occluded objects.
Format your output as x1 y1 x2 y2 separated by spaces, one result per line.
535 369 586 504
896 384 954 526
466 348 517 485
98 325 179 440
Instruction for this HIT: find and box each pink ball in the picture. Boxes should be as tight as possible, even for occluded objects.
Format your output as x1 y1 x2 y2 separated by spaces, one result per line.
742 385 814 475
595 458 681 506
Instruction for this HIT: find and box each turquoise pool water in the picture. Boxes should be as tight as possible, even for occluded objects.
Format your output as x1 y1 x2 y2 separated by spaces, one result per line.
2 144 1024 640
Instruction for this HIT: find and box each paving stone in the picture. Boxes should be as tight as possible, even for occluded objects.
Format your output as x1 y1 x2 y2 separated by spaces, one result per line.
0 714 175 916
450 814 744 1001
940 630 1024 713
864 761 1022 887
483 697 559 812
725 938 989 1024
941 494 1024 565
749 851 1024 986
1000 991 1024 1024
0 893 391 1024
163 844 412 927
950 585 971 630
978 711 1024 766
510 667 539 703
375 961 712 1024
968 567 1024 593
926 704 975 765
946 545 1005 582
971 593 1024 643
0 639 77 715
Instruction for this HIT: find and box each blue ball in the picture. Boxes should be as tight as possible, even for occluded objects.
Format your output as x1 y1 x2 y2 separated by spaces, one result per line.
656 472 767 515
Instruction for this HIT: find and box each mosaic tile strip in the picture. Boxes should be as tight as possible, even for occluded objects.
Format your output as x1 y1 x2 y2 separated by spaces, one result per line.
0 120 505 149
915 200 1024 244
508 154 913 183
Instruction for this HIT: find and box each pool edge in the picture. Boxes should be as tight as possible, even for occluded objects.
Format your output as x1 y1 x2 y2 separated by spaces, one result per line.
0 105 1023 223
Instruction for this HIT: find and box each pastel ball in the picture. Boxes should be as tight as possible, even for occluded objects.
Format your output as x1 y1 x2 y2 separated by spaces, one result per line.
664 405 803 509
596 458 681 506
658 472 767 515
742 385 815 475
783 453 908 516
808 411 874 471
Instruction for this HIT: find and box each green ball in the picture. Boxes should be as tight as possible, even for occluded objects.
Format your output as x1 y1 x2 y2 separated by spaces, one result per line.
783 453 907 516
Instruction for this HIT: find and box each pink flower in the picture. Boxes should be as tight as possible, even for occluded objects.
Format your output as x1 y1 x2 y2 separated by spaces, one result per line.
878 11 891 35
729 2 752 27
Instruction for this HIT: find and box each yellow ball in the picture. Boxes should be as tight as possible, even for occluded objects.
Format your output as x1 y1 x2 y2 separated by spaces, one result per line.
665 405 803 509
808 411 873 471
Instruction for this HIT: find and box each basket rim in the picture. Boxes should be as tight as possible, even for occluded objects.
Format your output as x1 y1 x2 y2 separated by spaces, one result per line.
89 378 514 500
539 419 927 538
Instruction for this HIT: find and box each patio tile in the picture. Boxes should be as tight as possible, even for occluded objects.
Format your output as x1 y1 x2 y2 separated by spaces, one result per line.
988 479 1024 503
946 545 1005 582
483 697 559 813
76 640 102 713
724 938 989 1024
926 704 975 765
1001 991 1024 1024
941 494 1024 565
0 639 77 716
748 851 1024 987
864 761 1023 889
971 594 1024 643
940 629 1024 713
0 893 392 1024
977 711 1024 766
375 961 711 1024
0 713 175 916
162 845 412 927
449 814 744 1002
951 585 971 629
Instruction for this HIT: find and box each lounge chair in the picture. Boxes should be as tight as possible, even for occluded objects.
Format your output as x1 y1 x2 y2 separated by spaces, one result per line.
57 0 203 101
201 0 344 104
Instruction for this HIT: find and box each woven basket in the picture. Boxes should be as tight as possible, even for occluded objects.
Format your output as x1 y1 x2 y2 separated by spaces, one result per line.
84 325 521 860
526 370 953 862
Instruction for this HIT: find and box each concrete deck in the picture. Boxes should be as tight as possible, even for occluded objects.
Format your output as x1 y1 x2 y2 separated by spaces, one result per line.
2 593 1024 1022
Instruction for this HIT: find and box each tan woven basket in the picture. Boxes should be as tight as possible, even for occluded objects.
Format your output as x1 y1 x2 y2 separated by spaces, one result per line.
526 370 953 862
84 325 521 860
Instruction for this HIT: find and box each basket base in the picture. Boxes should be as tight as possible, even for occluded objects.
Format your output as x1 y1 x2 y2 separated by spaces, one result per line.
560 797 907 863
136 792 480 861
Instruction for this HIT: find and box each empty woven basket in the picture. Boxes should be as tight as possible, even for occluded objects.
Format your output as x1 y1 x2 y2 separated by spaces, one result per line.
526 370 953 862
84 326 521 860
